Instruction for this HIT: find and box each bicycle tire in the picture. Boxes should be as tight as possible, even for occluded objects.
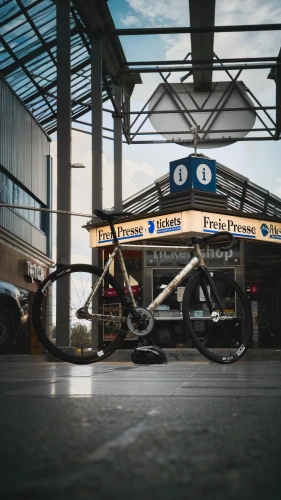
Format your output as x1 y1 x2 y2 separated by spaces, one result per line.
32 264 128 364
182 269 252 364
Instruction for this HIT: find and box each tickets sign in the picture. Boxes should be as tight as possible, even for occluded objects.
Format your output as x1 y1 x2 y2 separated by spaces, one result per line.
89 210 281 247
90 212 182 246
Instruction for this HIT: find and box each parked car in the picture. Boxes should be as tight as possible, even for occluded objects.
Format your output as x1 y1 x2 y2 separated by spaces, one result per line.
0 281 29 354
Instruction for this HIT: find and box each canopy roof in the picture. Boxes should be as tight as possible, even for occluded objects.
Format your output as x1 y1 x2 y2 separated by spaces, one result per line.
0 1 280 142
123 154 281 220
0 0 141 136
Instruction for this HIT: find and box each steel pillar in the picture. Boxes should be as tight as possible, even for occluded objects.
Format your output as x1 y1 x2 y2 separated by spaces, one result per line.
91 35 103 349
56 0 71 347
113 85 123 211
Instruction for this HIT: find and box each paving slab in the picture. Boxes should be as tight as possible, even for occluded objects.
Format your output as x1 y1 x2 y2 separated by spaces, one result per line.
0 360 281 500
1 348 281 363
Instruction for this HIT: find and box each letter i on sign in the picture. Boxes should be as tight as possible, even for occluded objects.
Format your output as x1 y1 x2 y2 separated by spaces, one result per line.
202 167 206 181
178 168 182 183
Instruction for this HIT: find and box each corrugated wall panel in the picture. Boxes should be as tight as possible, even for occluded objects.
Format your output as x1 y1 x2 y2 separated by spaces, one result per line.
0 207 46 254
31 121 49 204
31 225 47 254
0 76 50 204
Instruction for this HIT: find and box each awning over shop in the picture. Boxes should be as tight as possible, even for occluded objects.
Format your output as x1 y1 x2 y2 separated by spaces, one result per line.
89 208 281 247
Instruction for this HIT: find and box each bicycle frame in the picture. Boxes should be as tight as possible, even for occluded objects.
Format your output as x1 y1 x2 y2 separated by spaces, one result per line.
81 241 224 324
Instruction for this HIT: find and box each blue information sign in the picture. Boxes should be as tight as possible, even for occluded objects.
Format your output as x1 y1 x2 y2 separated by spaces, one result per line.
170 156 216 193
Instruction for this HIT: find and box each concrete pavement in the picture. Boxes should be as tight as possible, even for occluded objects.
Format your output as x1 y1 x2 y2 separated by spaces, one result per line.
0 359 281 500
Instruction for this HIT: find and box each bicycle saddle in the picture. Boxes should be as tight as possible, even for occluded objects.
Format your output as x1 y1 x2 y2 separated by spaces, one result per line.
94 209 134 222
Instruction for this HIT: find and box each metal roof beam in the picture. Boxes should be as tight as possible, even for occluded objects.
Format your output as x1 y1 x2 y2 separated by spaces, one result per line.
106 24 281 36
275 49 281 138
1 27 80 77
72 0 141 96
0 32 56 119
15 0 57 67
189 0 215 90
23 58 91 104
119 63 280 73
0 0 42 28
268 48 281 138
125 57 279 66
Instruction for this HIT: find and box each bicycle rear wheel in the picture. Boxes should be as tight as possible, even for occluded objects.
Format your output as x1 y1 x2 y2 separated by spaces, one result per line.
182 269 252 364
32 264 128 364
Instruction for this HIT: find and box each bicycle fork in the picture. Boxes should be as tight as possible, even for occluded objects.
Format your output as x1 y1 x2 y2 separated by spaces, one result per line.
199 266 226 322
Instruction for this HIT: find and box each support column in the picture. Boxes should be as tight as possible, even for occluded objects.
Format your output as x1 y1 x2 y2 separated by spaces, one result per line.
113 85 123 211
91 36 103 349
91 36 103 213
275 49 281 139
56 0 71 347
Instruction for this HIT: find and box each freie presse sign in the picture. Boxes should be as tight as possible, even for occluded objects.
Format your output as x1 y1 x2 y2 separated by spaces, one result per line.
202 214 256 238
202 213 281 242
96 213 182 245
89 209 281 247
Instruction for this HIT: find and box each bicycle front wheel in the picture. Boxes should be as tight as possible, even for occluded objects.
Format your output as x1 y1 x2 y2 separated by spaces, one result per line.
32 264 128 364
182 270 252 364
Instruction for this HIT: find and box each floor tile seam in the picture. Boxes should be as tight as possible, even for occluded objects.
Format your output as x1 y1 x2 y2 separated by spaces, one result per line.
0 379 279 385
1 374 279 379
2 393 281 398
1 393 281 399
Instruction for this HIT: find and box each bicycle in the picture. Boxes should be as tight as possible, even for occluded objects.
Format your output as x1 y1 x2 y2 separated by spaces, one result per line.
32 209 252 365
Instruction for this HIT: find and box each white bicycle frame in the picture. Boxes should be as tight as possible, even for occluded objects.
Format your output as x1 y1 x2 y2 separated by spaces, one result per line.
82 242 204 323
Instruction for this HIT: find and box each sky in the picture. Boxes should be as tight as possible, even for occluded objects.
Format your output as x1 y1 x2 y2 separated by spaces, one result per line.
50 0 281 264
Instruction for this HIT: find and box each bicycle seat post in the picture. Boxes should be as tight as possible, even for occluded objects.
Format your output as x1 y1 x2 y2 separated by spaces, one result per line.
109 219 119 246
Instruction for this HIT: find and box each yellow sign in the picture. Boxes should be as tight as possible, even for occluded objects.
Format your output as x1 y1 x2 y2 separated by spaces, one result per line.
90 212 182 247
89 209 281 247
201 212 281 242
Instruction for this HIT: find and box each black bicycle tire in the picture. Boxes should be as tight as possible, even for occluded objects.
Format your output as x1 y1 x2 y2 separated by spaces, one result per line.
32 264 128 364
182 270 252 364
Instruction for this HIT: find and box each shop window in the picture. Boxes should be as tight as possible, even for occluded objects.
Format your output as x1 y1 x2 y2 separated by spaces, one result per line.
102 246 143 293
153 268 190 318
101 247 143 345
152 267 236 319
186 268 236 318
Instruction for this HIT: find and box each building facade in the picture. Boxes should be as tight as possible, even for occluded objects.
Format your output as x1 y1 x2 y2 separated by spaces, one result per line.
0 74 52 354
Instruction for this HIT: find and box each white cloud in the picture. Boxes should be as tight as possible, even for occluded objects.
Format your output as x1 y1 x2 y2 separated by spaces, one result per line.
161 33 191 62
71 252 91 265
102 152 156 206
1 17 25 34
120 14 139 27
215 0 281 25
273 178 281 198
50 131 157 262
51 131 156 210
125 0 189 25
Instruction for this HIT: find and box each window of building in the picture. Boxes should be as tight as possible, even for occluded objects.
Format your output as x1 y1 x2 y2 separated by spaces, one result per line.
0 168 43 231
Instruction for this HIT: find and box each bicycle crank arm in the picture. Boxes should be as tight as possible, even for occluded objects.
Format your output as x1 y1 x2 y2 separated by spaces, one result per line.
76 308 126 322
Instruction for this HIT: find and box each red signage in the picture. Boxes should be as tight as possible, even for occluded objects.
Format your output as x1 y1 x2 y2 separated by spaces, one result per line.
105 285 139 297
249 284 258 294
